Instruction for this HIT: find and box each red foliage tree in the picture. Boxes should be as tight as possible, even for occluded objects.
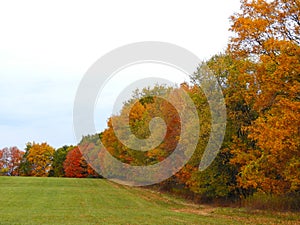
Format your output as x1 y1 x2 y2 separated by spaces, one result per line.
63 147 97 178
0 147 24 176
9 147 24 176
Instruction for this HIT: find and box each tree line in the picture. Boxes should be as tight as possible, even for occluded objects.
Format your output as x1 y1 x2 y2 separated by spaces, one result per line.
82 0 299 202
0 143 99 178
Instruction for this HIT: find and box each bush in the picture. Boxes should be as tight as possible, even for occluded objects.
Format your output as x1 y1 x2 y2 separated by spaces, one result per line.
243 192 300 212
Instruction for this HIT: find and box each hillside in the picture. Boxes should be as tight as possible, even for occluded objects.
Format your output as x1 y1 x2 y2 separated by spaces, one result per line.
0 177 299 225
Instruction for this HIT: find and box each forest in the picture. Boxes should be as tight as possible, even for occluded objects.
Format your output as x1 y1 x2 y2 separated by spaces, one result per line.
1 0 299 211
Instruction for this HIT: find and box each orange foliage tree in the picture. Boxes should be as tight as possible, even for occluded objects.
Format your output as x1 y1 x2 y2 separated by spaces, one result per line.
229 0 300 194
26 142 55 177
101 85 178 167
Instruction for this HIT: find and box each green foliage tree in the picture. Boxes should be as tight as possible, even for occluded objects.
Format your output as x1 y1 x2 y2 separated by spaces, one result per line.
50 145 73 177
19 143 33 176
185 60 243 201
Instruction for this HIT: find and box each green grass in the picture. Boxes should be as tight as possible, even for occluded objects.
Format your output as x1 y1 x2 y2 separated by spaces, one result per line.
0 177 299 225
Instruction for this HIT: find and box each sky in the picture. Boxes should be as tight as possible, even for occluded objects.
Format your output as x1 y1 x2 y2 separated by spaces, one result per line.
0 0 241 150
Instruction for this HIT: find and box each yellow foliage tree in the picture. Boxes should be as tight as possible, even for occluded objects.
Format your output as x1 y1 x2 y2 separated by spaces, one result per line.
27 142 55 177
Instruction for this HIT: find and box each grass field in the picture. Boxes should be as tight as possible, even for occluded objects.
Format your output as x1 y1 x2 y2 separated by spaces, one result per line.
0 177 299 225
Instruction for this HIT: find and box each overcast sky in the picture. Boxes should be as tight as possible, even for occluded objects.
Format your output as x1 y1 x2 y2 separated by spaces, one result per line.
0 0 241 150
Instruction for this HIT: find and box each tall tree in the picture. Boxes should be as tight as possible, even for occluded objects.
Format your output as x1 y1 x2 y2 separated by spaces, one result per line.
229 0 300 194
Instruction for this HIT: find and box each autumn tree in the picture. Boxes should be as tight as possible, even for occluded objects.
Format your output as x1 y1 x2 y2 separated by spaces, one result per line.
9 147 24 176
98 85 184 183
79 134 103 178
0 147 9 175
0 147 24 176
229 0 300 194
101 85 176 165
19 143 34 176
0 150 3 174
177 61 244 200
24 142 55 177
63 146 97 178
50 145 73 177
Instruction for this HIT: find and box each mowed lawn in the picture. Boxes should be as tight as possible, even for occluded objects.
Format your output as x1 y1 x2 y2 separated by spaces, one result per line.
0 177 299 225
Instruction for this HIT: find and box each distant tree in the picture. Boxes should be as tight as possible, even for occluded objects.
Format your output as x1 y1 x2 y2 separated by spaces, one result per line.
22 142 55 177
0 147 24 176
19 143 33 176
79 134 103 178
50 145 73 177
9 147 24 176
63 147 97 178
